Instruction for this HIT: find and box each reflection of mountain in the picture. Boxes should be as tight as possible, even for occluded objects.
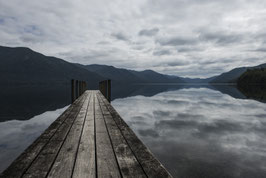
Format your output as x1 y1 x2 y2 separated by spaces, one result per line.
210 84 246 99
0 85 71 122
237 85 266 103
111 83 266 104
111 84 184 100
1 83 265 122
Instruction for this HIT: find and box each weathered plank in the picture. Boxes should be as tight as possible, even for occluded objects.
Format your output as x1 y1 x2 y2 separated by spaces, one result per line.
95 93 121 178
0 93 86 178
72 91 96 178
96 93 147 178
98 92 172 178
2 90 172 178
22 92 89 178
47 92 91 178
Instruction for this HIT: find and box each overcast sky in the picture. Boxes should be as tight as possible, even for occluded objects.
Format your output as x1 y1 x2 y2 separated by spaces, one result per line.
0 0 266 77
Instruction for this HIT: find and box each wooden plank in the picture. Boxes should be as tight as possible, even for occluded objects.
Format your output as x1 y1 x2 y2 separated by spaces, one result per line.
0 138 48 178
72 91 96 178
22 92 89 178
0 93 86 178
95 93 121 178
41 95 84 139
98 92 172 178
47 92 91 178
96 93 147 178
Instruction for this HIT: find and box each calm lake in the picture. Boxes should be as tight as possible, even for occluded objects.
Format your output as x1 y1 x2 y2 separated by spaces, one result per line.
0 84 266 178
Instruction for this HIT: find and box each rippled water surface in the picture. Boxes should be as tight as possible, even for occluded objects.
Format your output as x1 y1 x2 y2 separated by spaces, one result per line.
112 87 266 178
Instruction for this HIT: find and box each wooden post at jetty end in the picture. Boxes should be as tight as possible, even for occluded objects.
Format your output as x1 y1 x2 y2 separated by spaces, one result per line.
99 79 111 102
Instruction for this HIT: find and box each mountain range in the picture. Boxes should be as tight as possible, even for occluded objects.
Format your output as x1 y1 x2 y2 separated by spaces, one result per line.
0 46 265 86
0 46 183 87
210 63 266 83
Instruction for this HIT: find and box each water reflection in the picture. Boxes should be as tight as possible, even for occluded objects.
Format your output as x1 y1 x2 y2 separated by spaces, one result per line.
112 87 266 178
111 83 266 103
0 106 67 172
0 85 71 122
0 83 265 176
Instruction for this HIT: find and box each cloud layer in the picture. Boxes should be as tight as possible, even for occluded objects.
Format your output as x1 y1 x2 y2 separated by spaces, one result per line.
0 0 266 77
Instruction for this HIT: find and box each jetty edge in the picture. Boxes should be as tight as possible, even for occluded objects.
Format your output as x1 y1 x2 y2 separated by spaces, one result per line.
1 82 172 178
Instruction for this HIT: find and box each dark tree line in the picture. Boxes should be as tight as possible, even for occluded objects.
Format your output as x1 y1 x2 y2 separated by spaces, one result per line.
237 68 266 86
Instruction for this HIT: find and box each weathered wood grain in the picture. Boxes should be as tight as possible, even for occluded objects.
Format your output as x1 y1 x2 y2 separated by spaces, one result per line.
0 93 86 178
98 92 173 178
95 94 121 178
97 93 147 178
72 91 96 178
47 92 91 178
22 93 89 178
1 90 172 178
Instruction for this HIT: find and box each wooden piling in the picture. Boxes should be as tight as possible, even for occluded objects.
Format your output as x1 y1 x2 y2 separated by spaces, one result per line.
107 79 111 102
99 80 111 102
71 79 75 103
75 80 79 99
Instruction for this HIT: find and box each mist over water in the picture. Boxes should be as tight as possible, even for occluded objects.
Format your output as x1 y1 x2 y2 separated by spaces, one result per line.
112 87 266 178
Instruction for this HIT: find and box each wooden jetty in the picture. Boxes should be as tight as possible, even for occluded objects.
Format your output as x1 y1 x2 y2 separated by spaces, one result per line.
1 87 172 177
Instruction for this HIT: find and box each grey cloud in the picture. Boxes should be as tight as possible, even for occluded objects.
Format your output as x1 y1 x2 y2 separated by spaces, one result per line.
157 37 198 46
199 31 243 45
20 36 41 43
1 0 266 78
97 41 110 45
199 58 234 65
253 48 266 52
153 49 171 56
152 60 189 67
111 32 129 41
167 61 188 67
177 46 203 53
254 114 266 118
139 28 159 36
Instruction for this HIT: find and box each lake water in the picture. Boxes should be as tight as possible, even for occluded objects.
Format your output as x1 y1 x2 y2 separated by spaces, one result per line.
0 84 266 177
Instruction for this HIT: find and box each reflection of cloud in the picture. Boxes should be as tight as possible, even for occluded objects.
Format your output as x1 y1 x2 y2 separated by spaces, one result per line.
138 129 159 138
0 106 67 172
153 110 171 118
155 119 198 129
113 88 266 177
167 100 189 105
